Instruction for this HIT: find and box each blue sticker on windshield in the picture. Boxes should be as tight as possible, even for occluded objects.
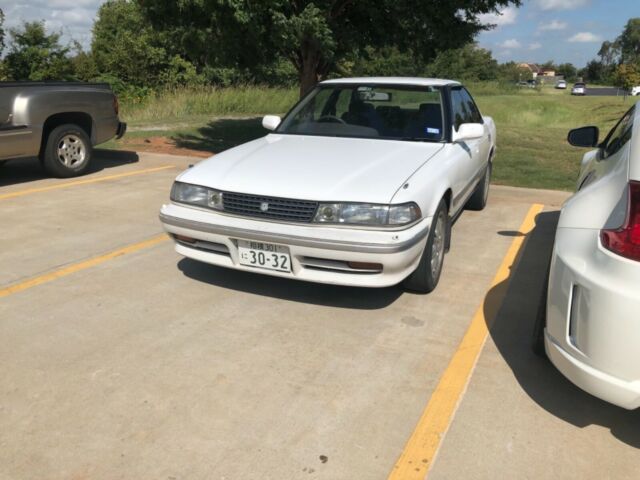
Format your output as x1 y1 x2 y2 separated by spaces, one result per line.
426 127 440 134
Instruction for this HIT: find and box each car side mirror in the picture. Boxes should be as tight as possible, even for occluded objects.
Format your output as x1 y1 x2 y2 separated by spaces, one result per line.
567 126 599 147
262 115 281 131
453 123 484 142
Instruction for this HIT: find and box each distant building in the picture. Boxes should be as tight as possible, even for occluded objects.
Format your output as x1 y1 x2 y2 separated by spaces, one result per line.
518 63 541 78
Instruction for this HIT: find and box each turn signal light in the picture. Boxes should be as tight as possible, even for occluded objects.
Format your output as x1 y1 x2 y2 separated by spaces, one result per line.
601 181 640 261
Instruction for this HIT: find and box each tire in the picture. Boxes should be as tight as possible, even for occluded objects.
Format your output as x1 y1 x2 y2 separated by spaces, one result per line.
532 264 550 357
466 162 491 211
41 124 92 178
403 199 448 294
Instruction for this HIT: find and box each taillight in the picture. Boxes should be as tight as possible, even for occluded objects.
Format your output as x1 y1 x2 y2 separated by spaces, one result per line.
600 181 640 261
113 95 119 116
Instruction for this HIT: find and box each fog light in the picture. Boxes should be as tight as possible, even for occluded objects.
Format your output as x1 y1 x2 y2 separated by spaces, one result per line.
175 234 196 243
347 262 383 271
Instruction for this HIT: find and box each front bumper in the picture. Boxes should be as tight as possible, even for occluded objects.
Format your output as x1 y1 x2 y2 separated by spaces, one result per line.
159 203 430 288
116 122 127 139
545 227 640 409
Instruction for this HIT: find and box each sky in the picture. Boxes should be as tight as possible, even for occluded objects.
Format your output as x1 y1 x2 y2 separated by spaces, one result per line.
476 0 637 66
0 0 636 67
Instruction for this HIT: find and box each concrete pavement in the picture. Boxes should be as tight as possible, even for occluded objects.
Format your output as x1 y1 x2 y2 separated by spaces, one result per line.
1 151 638 480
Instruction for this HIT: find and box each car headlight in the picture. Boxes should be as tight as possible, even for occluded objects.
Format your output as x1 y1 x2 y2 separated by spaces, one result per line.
313 202 421 226
170 181 223 210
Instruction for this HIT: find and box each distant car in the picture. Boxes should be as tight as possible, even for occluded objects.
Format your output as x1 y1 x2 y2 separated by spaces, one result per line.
556 80 567 89
571 83 587 96
160 77 497 293
527 79 537 88
517 81 528 88
534 103 640 409
631 86 640 96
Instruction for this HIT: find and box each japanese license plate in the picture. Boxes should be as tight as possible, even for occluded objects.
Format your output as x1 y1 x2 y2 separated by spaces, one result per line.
237 240 291 273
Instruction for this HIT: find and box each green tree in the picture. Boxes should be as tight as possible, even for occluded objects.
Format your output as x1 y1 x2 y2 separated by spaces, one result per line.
618 18 640 64
0 8 7 80
426 44 498 81
4 21 74 81
614 63 640 91
0 8 5 55
555 63 577 81
70 42 98 82
582 59 605 83
140 0 521 96
92 0 171 87
496 61 530 82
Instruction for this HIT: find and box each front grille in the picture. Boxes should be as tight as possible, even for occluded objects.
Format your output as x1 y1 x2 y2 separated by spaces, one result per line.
222 192 318 223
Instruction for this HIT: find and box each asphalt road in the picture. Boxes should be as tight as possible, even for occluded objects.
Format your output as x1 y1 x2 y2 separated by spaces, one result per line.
1 151 639 480
586 87 627 96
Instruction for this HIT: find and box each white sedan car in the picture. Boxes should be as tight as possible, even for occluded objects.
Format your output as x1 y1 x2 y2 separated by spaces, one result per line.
631 86 640 96
160 78 496 293
534 102 640 409
571 83 587 96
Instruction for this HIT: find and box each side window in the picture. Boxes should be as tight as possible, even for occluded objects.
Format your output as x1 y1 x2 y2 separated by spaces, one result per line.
603 106 635 158
461 88 483 124
451 88 482 131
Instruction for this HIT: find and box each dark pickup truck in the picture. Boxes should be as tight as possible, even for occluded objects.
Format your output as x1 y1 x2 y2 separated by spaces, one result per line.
0 82 126 177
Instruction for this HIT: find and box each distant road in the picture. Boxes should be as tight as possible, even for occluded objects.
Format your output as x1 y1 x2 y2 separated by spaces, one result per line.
587 87 626 96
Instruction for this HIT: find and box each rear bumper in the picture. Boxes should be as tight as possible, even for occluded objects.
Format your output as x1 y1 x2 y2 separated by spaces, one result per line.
159 203 431 288
116 122 127 139
546 333 640 410
545 227 640 409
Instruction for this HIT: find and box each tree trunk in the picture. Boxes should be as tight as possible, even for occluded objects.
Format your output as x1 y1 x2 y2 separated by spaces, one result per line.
298 45 322 98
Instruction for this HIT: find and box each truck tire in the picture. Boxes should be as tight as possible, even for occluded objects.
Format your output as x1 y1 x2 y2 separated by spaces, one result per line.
403 199 448 294
41 124 92 178
466 162 491 211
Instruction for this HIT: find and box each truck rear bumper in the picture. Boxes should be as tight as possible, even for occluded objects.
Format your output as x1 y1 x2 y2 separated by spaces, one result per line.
116 122 127 139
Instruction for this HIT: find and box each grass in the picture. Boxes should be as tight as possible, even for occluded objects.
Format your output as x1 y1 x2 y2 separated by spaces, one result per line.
111 84 634 191
121 86 298 125
475 91 630 190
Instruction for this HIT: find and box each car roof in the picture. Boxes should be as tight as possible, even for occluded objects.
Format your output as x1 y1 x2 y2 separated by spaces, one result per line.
320 77 460 87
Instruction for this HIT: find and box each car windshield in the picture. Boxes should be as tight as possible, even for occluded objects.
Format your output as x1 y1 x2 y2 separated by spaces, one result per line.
277 84 445 142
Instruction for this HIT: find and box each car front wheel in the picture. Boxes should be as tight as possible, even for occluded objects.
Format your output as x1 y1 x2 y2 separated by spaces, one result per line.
403 199 448 294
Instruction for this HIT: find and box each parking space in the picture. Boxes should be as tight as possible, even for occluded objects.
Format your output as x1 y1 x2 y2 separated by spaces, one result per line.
1 152 639 479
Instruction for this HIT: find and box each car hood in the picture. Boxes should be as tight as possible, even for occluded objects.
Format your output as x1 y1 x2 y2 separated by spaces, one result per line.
178 134 444 203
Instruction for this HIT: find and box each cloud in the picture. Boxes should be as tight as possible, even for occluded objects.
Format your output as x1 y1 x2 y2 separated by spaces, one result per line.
538 20 568 31
477 6 518 27
568 32 601 42
534 0 589 10
498 39 522 49
0 0 103 49
529 42 542 50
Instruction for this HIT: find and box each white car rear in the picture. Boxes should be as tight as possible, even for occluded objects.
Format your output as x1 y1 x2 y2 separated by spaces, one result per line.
631 86 640 96
536 102 640 409
571 83 586 96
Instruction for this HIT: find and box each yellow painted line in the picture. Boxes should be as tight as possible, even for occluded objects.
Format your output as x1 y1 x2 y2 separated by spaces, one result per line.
388 203 545 480
0 234 169 298
0 165 175 201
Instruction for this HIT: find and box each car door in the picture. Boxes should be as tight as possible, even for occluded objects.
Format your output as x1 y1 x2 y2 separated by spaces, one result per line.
449 87 488 210
577 106 634 191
